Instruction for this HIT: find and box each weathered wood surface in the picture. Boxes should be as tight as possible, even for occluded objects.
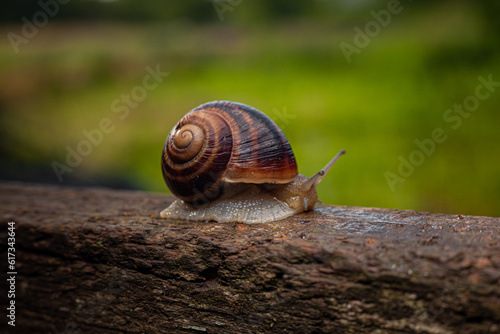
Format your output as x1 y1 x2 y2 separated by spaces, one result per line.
0 182 499 334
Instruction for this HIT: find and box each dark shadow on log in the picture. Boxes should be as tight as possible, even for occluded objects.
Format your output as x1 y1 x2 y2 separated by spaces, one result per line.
0 182 499 333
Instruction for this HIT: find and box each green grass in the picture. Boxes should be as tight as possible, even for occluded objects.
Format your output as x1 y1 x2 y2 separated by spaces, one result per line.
1 2 499 216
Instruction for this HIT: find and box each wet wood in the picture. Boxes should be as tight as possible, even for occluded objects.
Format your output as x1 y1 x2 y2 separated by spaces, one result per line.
0 182 499 334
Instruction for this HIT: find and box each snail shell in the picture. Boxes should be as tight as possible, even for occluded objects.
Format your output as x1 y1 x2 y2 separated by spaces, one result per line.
160 101 345 223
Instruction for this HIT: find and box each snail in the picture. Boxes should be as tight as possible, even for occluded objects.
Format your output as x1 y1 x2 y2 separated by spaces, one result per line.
160 101 345 224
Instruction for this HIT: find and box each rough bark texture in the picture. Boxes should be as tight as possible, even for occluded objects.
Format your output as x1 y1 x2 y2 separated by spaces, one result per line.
1 182 499 334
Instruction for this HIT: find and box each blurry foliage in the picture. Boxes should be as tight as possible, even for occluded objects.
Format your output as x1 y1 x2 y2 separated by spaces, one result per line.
0 0 326 23
1 0 500 216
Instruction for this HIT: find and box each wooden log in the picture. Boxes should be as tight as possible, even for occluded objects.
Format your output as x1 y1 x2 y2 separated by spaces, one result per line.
1 182 499 334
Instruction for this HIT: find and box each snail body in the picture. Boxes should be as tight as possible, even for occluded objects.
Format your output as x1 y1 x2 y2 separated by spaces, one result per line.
160 101 345 224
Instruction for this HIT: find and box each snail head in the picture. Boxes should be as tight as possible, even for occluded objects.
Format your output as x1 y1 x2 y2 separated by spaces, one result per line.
275 149 346 213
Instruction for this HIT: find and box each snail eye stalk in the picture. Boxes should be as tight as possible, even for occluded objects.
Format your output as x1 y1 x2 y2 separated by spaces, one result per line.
300 149 346 192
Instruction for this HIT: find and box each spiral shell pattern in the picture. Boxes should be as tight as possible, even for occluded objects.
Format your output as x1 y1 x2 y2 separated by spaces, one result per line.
161 101 297 205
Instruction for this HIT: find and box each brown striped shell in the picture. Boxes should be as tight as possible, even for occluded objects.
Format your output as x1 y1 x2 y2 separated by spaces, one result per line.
161 101 298 205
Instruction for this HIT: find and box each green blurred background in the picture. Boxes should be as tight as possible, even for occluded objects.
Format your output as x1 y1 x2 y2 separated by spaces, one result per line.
1 0 499 216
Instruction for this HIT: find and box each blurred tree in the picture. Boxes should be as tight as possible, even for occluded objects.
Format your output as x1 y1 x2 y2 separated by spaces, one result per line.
1 0 499 31
0 0 322 23
476 0 500 50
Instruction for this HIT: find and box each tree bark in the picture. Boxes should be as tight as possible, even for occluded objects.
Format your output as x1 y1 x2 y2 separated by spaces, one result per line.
0 182 499 334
